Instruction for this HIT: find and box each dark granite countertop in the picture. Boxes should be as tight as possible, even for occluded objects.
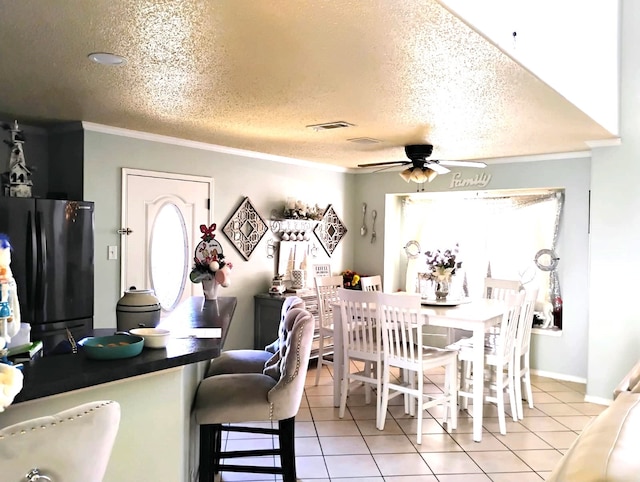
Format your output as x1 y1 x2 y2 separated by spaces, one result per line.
13 296 236 403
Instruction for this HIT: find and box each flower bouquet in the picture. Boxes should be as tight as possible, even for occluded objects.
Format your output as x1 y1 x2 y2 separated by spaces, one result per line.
341 270 361 290
424 244 462 300
189 223 233 300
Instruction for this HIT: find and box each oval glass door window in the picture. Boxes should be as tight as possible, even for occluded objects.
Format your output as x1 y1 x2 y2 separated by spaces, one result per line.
150 203 188 311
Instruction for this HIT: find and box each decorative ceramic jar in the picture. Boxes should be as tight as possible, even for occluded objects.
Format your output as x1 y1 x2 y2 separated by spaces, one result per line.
116 289 161 331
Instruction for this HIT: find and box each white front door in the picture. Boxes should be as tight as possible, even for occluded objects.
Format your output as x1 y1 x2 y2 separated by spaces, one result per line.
121 169 213 313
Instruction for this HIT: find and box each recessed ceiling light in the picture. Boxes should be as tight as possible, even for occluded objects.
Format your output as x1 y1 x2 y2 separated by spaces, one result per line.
88 52 127 66
347 137 381 145
306 121 354 131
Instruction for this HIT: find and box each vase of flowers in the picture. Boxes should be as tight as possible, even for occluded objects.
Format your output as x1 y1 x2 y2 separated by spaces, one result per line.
189 223 233 301
424 245 462 301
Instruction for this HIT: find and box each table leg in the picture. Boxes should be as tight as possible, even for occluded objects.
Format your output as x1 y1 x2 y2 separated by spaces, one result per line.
472 327 484 442
332 309 342 407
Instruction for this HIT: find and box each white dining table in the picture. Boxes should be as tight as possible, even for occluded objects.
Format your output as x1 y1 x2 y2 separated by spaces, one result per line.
331 296 507 442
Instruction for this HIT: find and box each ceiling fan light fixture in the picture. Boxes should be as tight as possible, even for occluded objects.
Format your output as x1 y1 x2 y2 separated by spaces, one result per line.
399 167 438 183
88 52 127 65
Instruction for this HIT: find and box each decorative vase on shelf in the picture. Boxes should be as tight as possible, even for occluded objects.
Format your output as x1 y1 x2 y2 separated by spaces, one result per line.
434 277 451 301
201 278 219 300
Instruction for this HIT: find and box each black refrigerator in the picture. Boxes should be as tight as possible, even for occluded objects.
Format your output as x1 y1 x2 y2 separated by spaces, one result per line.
0 198 94 353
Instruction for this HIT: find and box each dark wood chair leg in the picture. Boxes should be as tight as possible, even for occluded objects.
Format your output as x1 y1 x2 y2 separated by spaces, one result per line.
278 417 297 482
212 423 223 474
199 425 214 482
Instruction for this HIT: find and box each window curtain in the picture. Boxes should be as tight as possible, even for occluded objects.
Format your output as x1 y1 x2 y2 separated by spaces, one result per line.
402 190 564 306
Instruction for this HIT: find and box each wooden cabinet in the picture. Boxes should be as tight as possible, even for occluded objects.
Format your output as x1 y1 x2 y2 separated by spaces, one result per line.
253 291 327 358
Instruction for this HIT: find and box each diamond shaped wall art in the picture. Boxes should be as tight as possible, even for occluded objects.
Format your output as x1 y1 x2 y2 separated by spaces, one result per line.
222 197 268 260
313 204 347 256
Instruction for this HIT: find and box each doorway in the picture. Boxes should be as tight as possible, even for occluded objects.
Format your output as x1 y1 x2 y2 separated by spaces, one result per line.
121 169 213 313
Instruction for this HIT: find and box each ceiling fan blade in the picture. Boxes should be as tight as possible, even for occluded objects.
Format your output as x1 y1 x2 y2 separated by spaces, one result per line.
426 161 450 174
439 160 487 168
357 160 408 168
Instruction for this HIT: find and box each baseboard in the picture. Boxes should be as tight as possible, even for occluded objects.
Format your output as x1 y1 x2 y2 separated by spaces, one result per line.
584 395 613 406
530 369 587 384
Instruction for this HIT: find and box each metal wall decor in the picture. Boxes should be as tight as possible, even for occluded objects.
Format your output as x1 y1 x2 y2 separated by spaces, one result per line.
313 204 347 256
222 197 268 260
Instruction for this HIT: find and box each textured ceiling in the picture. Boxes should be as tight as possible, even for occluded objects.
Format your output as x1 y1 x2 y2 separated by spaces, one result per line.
0 0 615 169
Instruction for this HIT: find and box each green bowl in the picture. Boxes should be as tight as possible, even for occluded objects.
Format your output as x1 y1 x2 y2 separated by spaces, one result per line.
79 334 144 360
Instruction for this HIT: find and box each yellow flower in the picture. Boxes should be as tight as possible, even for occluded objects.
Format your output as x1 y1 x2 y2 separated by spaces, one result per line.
352 274 360 285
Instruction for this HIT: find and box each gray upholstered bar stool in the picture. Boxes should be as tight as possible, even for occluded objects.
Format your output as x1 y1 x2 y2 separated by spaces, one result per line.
193 306 314 482
205 296 305 377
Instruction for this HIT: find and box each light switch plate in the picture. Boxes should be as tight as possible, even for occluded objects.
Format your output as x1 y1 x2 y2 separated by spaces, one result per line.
108 245 118 260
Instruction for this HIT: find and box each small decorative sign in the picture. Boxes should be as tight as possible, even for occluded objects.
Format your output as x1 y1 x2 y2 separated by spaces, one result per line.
448 172 492 189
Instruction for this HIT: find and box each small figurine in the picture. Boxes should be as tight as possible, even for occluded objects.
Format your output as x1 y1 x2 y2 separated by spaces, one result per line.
2 120 34 197
0 234 21 342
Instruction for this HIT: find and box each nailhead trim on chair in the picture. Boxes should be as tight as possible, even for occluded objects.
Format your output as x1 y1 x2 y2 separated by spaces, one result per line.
269 317 308 421
0 401 114 439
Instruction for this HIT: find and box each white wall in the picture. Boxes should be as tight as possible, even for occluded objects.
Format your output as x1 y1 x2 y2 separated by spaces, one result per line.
353 157 591 381
83 129 354 349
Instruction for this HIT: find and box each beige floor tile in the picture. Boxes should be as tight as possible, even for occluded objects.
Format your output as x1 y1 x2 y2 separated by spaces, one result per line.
557 380 587 393
450 432 508 452
384 477 438 482
497 432 553 450
303 385 334 397
552 415 594 431
529 392 561 403
438 475 492 482
295 421 318 438
442 415 476 434
396 416 448 435
414 433 464 452
531 381 571 391
295 436 323 456
421 451 483 474
310 406 350 421
489 473 544 481
294 455 329 479
356 417 404 435
518 406 552 418
567 402 608 416
373 453 434 476
364 434 417 453
331 478 384 482
226 437 274 452
324 454 382 478
220 473 275 481
314 419 361 437
534 431 579 450
296 408 313 422
546 390 585 403
519 416 570 431
305 395 335 408
482 417 530 434
347 404 379 420
469 450 532 472
318 435 370 455
514 449 564 471
536 403 583 417
536 470 554 479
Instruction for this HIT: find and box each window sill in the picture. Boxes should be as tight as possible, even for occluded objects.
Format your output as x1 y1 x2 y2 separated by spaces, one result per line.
532 327 562 337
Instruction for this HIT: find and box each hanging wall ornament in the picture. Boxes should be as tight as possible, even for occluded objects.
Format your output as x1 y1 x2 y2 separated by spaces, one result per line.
313 204 347 256
534 248 562 330
222 197 268 260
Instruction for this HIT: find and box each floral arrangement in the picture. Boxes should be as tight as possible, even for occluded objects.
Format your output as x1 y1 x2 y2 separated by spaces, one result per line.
189 223 233 287
424 244 462 281
341 269 361 289
280 198 325 220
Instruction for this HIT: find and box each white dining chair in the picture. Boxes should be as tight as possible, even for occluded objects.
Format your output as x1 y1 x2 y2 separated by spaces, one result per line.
514 288 539 419
336 288 386 427
376 292 458 444
359 275 383 292
451 291 524 435
484 277 522 300
313 275 344 385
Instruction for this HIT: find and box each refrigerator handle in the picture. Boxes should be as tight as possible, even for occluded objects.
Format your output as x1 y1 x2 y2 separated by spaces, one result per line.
27 210 37 310
36 210 46 312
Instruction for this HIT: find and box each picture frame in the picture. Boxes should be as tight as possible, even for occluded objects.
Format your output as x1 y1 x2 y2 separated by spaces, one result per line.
222 197 268 260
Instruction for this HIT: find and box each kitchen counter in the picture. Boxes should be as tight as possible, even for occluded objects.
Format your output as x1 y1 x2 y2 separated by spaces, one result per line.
1 296 236 482
13 296 236 403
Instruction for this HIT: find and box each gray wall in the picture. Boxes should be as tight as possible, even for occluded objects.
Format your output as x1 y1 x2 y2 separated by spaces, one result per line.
83 130 354 350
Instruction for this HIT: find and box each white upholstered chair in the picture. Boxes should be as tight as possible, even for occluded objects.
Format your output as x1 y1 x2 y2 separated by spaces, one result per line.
359 275 383 292
313 275 343 385
193 307 315 482
337 288 385 426
376 292 458 444
0 400 120 482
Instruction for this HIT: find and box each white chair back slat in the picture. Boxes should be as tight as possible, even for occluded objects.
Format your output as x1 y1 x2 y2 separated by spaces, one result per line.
377 293 424 368
516 288 539 355
360 275 383 292
484 277 522 300
337 288 379 358
495 292 526 362
315 275 343 329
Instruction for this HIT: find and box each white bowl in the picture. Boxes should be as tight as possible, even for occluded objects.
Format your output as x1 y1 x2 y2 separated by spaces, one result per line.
129 327 171 349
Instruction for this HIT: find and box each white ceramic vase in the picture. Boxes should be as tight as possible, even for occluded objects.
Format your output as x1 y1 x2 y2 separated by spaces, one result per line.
201 278 219 300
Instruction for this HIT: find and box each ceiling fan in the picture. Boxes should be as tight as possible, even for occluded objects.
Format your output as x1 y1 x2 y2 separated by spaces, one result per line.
357 144 487 183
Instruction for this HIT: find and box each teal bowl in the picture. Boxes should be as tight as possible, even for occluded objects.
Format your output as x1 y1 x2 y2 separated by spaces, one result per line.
79 334 144 360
